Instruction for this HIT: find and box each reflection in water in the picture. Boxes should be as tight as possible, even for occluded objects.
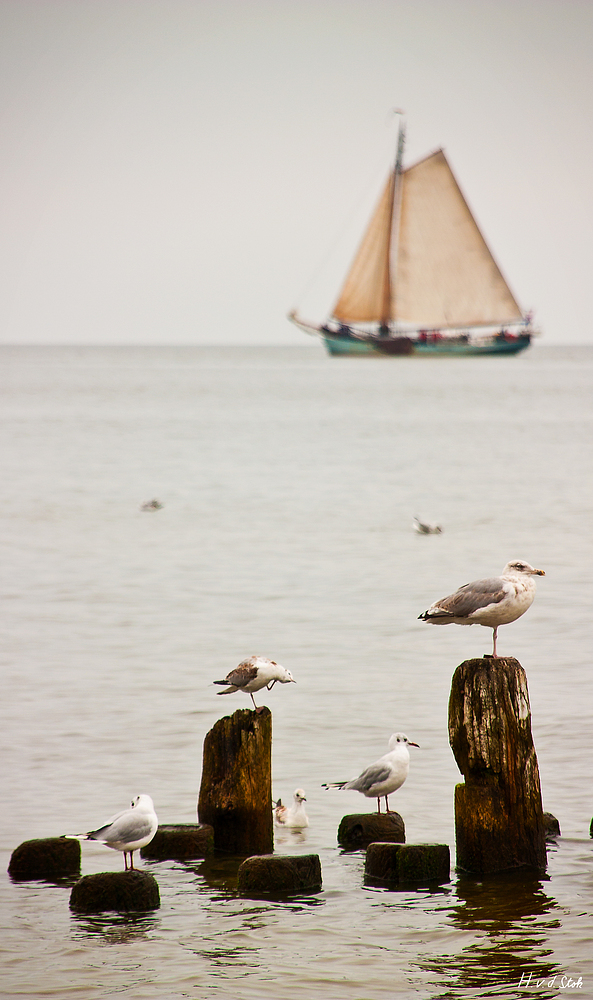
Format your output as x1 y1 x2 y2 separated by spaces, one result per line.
71 911 159 944
274 827 309 847
418 871 563 999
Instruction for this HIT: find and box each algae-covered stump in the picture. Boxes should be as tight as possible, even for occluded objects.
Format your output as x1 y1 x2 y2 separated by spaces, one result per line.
8 837 81 881
141 823 214 860
337 812 405 849
69 870 160 913
365 842 450 886
237 854 322 895
449 656 546 874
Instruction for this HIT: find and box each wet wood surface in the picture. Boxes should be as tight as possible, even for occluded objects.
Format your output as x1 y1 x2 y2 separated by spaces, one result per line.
198 707 273 855
448 656 546 873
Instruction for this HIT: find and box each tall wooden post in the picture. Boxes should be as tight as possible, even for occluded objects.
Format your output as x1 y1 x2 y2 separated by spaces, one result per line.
198 707 273 855
448 656 546 873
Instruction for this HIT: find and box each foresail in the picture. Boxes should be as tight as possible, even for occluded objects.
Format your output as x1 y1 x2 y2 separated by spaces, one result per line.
332 170 395 324
395 150 522 327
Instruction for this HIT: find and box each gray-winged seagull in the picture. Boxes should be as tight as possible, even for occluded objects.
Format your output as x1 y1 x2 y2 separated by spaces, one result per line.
66 794 158 870
213 655 296 712
322 732 418 814
418 559 545 656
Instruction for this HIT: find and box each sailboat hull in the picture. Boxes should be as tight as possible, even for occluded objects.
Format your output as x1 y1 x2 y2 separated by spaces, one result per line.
322 332 532 357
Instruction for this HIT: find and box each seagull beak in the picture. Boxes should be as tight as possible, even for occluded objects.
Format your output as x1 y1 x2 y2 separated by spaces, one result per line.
408 741 420 747
533 568 545 576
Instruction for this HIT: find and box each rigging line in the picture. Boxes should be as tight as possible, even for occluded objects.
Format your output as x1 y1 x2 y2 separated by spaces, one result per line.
291 128 400 312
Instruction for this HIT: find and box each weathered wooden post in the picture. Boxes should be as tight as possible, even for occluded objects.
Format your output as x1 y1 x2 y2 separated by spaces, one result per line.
198 707 273 855
449 656 546 873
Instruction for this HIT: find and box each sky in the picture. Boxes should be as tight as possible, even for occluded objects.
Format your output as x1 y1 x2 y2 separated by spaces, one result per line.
0 0 592 346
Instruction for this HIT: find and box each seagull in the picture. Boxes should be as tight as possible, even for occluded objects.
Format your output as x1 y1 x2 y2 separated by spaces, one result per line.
213 655 296 712
274 789 309 828
418 560 545 656
140 499 163 511
322 733 418 814
413 517 442 534
66 794 158 870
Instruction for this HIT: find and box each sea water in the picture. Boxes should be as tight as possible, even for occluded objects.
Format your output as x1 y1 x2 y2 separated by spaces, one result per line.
1 343 592 999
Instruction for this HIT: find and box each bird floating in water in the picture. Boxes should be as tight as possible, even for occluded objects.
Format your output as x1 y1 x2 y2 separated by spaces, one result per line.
65 794 158 870
213 655 296 712
413 517 442 534
140 499 163 511
418 560 545 656
274 789 309 828
323 733 418 814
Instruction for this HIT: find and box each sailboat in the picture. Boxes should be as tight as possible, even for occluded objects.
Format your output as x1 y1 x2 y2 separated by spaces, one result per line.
289 120 537 356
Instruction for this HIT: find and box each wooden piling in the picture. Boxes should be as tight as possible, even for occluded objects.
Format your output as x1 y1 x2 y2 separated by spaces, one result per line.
70 871 160 914
448 656 546 873
337 812 405 849
8 837 81 881
198 707 273 855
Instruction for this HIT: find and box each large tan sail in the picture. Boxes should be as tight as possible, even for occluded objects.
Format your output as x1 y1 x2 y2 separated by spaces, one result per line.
332 170 395 324
395 150 522 327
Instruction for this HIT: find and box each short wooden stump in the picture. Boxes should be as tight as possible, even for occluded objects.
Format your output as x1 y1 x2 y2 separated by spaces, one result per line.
543 813 561 838
8 838 81 881
337 812 405 849
237 854 322 896
141 823 214 860
365 843 450 887
69 870 160 914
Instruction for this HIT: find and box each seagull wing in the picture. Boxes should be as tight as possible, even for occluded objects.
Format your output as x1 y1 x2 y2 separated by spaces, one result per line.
88 810 154 846
347 763 392 794
214 663 259 688
431 578 508 618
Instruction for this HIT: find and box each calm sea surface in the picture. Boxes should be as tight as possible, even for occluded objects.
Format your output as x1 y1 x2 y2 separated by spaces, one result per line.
1 343 592 999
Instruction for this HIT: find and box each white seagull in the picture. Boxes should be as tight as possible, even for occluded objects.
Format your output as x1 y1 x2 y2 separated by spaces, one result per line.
322 733 418 814
66 794 158 870
274 788 309 829
418 559 545 656
213 655 296 712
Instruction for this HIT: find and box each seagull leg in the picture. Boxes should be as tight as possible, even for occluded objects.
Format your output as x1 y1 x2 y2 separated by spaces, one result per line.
123 852 129 871
385 796 390 813
250 692 264 714
130 851 135 871
492 626 498 657
267 679 277 690
376 797 381 814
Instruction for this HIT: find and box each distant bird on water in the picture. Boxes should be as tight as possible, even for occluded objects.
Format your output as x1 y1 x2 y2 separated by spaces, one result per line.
418 560 545 657
65 794 158 870
322 733 418 814
140 499 163 511
274 788 309 829
213 655 296 712
413 517 443 534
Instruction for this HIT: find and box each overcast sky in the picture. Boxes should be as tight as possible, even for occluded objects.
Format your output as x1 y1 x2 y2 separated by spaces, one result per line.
1 0 591 346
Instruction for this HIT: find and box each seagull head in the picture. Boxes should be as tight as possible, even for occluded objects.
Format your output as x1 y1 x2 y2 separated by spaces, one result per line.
293 789 306 802
503 560 545 577
389 733 420 750
131 794 155 810
276 666 296 684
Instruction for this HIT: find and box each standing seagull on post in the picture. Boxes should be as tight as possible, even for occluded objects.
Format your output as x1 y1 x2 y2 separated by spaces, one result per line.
418 560 545 656
66 794 158 870
213 655 296 712
323 733 418 814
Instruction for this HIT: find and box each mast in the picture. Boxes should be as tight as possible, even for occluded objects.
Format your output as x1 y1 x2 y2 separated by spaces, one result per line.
382 118 405 330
